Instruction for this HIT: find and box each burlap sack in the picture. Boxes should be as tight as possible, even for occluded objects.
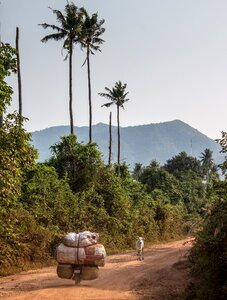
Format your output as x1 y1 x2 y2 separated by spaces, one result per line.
81 266 99 280
56 263 74 279
84 244 106 267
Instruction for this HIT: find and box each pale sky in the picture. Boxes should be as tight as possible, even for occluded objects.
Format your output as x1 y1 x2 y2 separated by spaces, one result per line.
1 0 227 139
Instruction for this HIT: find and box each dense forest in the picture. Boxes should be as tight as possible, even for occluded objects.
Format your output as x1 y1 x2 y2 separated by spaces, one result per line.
0 2 227 299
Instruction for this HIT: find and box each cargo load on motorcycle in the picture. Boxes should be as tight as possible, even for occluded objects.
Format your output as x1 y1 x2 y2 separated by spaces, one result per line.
56 231 106 284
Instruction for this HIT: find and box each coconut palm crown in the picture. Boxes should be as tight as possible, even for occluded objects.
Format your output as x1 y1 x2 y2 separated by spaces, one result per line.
99 81 129 167
39 2 83 134
79 8 105 143
200 148 217 183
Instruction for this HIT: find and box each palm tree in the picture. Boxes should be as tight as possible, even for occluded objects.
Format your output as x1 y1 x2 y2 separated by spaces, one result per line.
39 2 83 134
79 9 105 143
99 81 129 167
132 163 143 181
216 131 227 177
200 148 214 183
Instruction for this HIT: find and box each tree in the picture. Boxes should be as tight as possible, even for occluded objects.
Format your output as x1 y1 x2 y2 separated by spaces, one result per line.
16 27 22 117
132 163 143 181
48 134 102 193
21 163 78 231
0 42 17 124
99 81 129 168
149 160 160 169
139 164 183 205
216 131 227 177
189 180 227 299
0 113 37 206
200 148 217 183
79 9 105 143
39 2 83 134
164 151 203 180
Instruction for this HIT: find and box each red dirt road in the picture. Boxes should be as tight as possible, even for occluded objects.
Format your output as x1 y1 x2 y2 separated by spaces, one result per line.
0 238 193 300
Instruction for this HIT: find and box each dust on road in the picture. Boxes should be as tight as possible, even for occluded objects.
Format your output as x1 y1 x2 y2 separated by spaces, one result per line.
0 238 193 300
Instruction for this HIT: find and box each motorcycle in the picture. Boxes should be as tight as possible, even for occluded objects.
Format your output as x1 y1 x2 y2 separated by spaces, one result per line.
57 263 99 285
56 231 105 285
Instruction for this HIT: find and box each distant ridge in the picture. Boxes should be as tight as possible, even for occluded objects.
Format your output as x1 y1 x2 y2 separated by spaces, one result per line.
31 120 224 167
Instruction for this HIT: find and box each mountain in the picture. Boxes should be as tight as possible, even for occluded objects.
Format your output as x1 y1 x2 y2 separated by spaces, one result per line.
31 120 224 167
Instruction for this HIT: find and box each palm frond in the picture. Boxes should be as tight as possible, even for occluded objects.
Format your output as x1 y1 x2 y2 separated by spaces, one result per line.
99 81 130 109
104 87 113 95
41 32 67 43
101 102 113 108
80 7 88 17
98 92 114 101
52 9 67 29
39 23 66 33
78 10 105 54
81 57 87 67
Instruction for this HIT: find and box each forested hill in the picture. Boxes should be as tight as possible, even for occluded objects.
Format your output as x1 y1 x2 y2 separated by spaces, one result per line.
31 119 223 166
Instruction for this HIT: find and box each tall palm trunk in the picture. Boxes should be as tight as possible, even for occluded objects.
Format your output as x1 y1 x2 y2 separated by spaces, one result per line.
69 40 74 135
117 105 120 166
87 46 92 142
108 111 112 165
16 27 22 117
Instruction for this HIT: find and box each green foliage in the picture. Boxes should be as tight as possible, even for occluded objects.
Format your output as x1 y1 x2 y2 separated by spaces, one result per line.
114 162 131 178
0 114 41 273
189 181 227 299
21 163 78 231
99 81 129 166
164 151 203 180
160 152 207 215
39 2 84 134
150 189 186 239
88 165 155 249
79 9 105 54
179 177 206 214
0 42 17 116
0 113 37 206
49 134 102 192
1 5 226 283
139 164 183 204
99 81 129 109
39 3 83 56
0 208 52 274
199 148 218 183
216 131 227 177
0 128 198 275
132 162 143 181
95 165 131 219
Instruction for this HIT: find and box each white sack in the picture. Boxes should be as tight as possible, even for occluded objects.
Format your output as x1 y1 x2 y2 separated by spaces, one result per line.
56 243 86 264
56 243 106 266
63 231 99 248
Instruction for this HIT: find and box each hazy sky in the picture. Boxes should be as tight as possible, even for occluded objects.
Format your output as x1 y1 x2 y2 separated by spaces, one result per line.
1 0 227 139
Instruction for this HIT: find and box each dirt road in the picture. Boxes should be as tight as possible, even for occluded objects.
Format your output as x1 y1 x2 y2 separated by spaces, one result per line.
0 238 193 300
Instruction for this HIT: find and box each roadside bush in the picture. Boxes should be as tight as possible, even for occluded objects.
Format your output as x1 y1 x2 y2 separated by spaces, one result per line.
189 181 227 299
48 134 103 193
151 189 186 239
0 208 52 275
21 163 78 232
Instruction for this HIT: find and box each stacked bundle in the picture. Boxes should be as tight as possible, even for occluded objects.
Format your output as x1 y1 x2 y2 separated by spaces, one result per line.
56 231 106 280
